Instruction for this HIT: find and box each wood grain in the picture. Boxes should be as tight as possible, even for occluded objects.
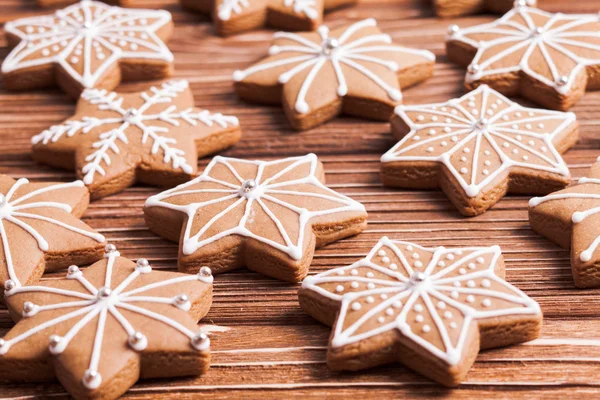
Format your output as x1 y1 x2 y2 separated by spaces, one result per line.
2 0 600 397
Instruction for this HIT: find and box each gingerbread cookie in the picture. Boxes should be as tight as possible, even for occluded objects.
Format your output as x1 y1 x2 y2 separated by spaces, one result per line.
233 18 435 130
2 0 174 99
0 246 213 400
381 85 578 216
144 154 368 282
37 0 128 7
0 176 106 294
529 159 600 288
180 0 356 36
446 3 600 111
32 80 241 200
299 237 542 387
434 0 536 18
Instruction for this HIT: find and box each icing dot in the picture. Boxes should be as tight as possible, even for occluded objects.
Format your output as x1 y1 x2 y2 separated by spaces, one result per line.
429 129 436 135
392 300 402 308
351 269 358 276
366 272 375 278
351 282 359 288
437 301 446 309
415 314 424 322
482 279 491 288
414 304 423 312
523 155 529 161
130 43 138 50
484 160 491 166
437 261 446 268
352 302 361 311
482 299 492 307
378 316 385 323
431 116 438 122
453 281 461 287
378 250 386 256
468 262 476 269
414 261 423 268
366 296 375 303
538 123 544 129
440 141 448 147
460 167 468 174
426 147 434 153
41 49 50 56
417 115 424 121
446 254 455 260
477 257 485 263
386 308 394 316
412 253 420 260
451 291 459 299
381 257 390 263
444 311 453 319
336 285 344 292
466 295 475 303
460 156 467 162
451 136 458 142
450 322 458 329
70 57 79 64
381 294 388 300
516 112 522 117
467 280 475 287
406 245 413 251
459 268 467 275
389 264 398 270
337 270 345 276
525 124 532 129
484 150 490 156
422 325 431 333
503 142 510 148
463 148 470 153
367 283 375 289
444 127 452 133
502 115 509 121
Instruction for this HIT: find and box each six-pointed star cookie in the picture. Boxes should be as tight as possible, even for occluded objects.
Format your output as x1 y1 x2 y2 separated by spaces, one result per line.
447 4 600 110
529 159 600 288
144 154 368 282
0 246 213 400
381 85 578 216
32 80 241 200
2 0 174 99
0 176 106 294
299 237 542 387
233 18 435 130
180 0 356 36
434 0 535 18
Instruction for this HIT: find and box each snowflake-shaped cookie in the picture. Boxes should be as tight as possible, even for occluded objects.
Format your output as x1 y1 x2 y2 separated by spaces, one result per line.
144 154 368 282
0 246 213 399
2 0 174 98
447 3 600 110
434 0 535 18
32 80 241 199
233 18 435 130
381 85 578 216
300 237 542 386
0 176 106 292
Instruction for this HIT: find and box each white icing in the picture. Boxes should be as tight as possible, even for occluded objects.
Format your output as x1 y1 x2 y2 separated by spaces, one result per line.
218 0 318 21
32 80 239 186
233 18 435 114
2 0 174 89
302 237 540 366
0 249 211 390
382 85 574 198
145 153 366 261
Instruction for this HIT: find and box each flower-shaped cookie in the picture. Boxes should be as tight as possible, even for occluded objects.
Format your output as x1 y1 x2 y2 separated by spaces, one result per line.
144 154 368 282
447 3 600 110
0 246 213 400
233 18 435 130
300 237 542 387
434 0 535 18
381 85 578 216
32 80 241 200
2 0 174 99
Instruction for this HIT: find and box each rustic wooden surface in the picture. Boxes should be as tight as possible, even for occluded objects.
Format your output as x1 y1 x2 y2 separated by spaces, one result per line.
2 0 600 398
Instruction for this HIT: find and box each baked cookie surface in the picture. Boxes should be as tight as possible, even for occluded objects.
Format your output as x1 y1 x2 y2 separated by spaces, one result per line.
434 0 536 18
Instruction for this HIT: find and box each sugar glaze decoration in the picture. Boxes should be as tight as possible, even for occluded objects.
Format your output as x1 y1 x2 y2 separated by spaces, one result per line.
382 85 574 198
447 2 600 96
302 237 540 365
145 154 366 260
233 18 435 114
2 0 173 89
1 246 212 390
218 0 319 21
0 178 105 290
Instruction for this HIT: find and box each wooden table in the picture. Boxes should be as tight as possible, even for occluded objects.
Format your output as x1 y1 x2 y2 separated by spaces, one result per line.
2 0 600 398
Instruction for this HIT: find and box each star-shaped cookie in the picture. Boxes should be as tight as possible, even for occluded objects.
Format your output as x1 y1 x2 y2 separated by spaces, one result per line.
0 176 106 293
32 80 241 200
529 159 600 288
233 18 435 130
180 0 357 36
434 0 536 18
144 154 368 282
37 0 130 7
299 237 542 387
381 85 578 216
446 3 600 111
0 246 213 400
2 0 174 99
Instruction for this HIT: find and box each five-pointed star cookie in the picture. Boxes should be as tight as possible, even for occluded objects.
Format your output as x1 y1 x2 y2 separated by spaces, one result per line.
381 85 578 216
2 0 174 99
446 3 600 111
529 159 600 288
0 246 213 400
0 176 106 293
32 80 241 200
299 237 542 387
180 0 357 36
434 0 535 18
233 18 435 130
144 154 368 282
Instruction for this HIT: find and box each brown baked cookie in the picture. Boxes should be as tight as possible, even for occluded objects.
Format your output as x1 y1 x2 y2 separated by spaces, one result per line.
2 1 174 99
381 85 578 216
529 159 600 288
299 237 542 387
37 0 132 7
0 176 106 294
233 18 435 130
0 246 213 400
32 80 241 200
180 0 357 36
446 3 600 111
434 0 536 18
144 154 368 282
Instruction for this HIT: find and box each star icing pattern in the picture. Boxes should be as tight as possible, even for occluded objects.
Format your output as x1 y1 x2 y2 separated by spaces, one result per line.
447 4 600 103
1 247 213 392
145 154 366 261
381 85 574 198
2 0 173 90
233 18 435 115
0 177 105 290
32 80 239 190
302 238 541 367
218 0 319 22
